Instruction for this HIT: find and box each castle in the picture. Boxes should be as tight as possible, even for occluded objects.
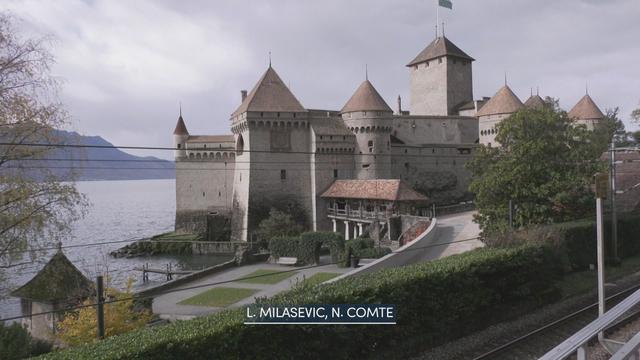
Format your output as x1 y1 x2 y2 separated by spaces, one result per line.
173 34 605 242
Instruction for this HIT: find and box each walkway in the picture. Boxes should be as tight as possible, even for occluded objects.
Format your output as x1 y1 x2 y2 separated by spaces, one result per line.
396 211 483 264
152 257 349 320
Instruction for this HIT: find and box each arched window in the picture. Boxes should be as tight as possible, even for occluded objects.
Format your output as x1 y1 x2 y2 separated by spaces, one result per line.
236 134 244 155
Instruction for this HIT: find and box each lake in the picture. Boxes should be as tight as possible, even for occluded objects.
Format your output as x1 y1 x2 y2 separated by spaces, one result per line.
0 179 232 320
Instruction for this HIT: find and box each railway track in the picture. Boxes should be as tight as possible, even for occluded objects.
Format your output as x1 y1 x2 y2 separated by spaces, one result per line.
473 285 640 360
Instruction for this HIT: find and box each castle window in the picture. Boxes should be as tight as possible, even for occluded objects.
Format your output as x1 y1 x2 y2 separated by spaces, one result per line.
404 162 409 170
333 169 338 178
343 136 346 140
280 169 286 180
293 113 296 118
218 191 221 197
320 135 323 140
204 144 206 148
438 58 443 64
362 164 370 169
426 61 429 67
277 112 280 117
363 111 367 116
330 136 333 140
177 144 181 149
368 140 373 147
404 149 407 154
203 192 205 197
260 112 264 117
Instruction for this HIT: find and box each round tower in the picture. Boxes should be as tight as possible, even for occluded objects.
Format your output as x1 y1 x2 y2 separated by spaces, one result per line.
173 108 189 159
341 79 393 179
568 93 604 131
476 85 523 147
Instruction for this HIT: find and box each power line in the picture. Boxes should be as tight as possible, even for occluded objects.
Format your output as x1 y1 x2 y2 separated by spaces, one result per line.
0 236 481 322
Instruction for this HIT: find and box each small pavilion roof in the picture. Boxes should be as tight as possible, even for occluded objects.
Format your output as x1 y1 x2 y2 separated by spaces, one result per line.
524 94 546 110
321 179 428 202
11 249 94 303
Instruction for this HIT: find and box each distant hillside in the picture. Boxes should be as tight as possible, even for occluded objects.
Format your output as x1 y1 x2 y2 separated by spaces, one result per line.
14 130 175 181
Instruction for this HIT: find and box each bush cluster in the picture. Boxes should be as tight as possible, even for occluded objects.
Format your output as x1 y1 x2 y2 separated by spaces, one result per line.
268 231 343 265
484 212 640 271
0 322 52 359
41 244 561 360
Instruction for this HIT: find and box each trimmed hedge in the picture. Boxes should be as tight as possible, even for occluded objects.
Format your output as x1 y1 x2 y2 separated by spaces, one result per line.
269 232 343 265
41 244 561 360
268 237 299 259
556 213 640 270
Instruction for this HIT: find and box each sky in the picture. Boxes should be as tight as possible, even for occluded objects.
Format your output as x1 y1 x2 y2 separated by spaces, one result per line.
2 0 639 159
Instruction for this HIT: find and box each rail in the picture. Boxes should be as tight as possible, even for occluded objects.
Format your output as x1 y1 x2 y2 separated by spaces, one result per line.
540 288 640 360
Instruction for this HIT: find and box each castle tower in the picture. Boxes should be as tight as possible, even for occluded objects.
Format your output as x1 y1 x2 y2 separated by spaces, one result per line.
407 36 474 116
477 85 523 146
568 94 604 131
173 109 189 159
229 65 310 241
524 91 546 110
341 79 393 179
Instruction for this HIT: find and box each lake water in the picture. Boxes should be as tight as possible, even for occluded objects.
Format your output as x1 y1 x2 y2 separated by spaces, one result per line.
0 179 232 320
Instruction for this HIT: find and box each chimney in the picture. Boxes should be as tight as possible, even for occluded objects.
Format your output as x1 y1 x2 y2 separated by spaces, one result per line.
397 95 402 115
241 90 247 102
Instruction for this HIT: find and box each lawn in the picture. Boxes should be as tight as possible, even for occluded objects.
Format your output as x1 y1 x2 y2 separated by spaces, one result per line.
302 272 341 286
236 269 297 284
178 287 258 307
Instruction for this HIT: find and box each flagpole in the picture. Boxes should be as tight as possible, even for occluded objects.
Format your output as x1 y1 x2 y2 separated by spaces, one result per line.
436 0 439 37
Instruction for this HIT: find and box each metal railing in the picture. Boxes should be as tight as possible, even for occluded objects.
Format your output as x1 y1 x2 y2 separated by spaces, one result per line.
540 288 640 360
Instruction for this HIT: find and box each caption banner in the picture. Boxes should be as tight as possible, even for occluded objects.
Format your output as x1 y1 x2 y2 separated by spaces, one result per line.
244 304 397 325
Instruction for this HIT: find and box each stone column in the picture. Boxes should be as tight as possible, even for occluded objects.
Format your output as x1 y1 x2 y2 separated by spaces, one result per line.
353 225 358 239
344 221 350 240
358 223 363 237
332 219 337 232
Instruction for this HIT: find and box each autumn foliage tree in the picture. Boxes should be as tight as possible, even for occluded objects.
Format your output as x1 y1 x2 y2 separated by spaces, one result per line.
57 279 152 346
0 13 86 267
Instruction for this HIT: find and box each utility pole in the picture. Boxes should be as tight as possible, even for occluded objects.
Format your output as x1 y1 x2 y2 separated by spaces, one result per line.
96 275 105 339
594 173 608 335
609 142 619 262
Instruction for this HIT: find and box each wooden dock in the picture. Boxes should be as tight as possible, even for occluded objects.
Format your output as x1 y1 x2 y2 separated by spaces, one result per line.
134 263 194 282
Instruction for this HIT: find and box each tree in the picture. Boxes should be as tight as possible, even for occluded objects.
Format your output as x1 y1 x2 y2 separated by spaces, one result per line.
0 322 52 359
257 208 303 241
57 278 152 346
0 14 86 266
467 106 605 235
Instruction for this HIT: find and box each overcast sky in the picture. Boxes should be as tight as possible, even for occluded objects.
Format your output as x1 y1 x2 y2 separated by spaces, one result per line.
2 0 639 158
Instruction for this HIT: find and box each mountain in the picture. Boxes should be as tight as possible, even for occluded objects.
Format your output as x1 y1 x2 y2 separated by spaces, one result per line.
16 130 175 181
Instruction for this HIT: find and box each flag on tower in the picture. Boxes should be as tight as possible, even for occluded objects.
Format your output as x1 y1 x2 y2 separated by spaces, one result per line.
439 0 452 9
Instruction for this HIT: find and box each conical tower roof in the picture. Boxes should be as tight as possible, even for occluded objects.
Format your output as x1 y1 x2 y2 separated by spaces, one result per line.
11 248 94 303
173 114 188 135
232 66 306 117
524 94 546 110
476 85 523 117
568 94 604 120
407 36 474 67
341 80 392 113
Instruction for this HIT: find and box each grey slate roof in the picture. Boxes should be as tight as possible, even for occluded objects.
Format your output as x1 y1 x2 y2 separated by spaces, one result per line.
476 85 523 117
341 80 392 113
311 118 354 136
524 95 546 109
11 250 94 303
407 36 474 66
232 66 306 117
568 94 604 120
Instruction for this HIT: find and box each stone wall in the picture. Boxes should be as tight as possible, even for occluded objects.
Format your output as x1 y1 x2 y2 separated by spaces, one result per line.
392 115 478 144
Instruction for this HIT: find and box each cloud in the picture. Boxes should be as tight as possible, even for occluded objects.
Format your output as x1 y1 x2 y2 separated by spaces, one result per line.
1 0 639 158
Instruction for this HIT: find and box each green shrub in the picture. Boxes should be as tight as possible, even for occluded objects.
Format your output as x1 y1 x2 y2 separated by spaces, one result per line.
268 236 299 259
297 232 324 265
41 244 561 360
0 322 52 359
